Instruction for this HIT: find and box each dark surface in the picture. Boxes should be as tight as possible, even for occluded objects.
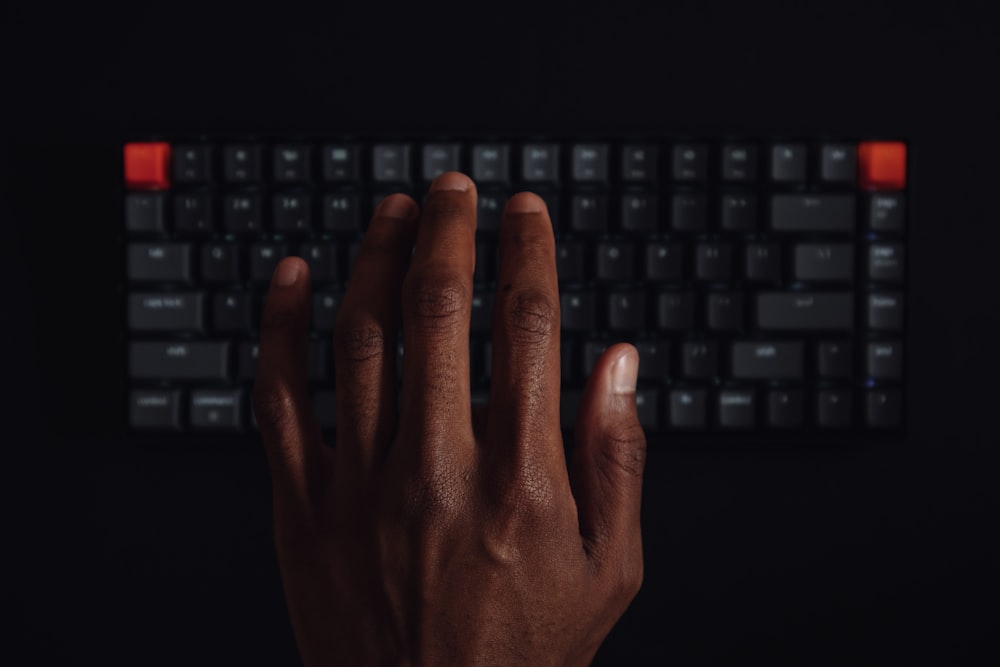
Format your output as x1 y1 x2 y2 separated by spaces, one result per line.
6 1 999 664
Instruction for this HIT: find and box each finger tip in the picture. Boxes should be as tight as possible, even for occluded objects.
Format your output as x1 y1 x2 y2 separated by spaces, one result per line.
429 171 474 193
377 193 419 220
610 344 639 395
273 256 306 287
505 191 545 214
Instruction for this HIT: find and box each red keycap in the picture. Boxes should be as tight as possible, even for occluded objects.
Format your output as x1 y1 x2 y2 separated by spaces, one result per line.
858 141 906 190
125 142 171 189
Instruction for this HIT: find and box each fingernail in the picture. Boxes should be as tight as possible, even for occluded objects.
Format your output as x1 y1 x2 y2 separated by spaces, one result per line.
429 171 472 192
274 258 300 287
378 194 416 219
506 191 544 213
612 347 639 395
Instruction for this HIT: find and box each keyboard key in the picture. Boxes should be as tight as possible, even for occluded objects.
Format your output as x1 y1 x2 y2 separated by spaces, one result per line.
201 243 242 283
646 243 683 282
820 144 856 182
771 194 855 232
313 292 342 332
607 292 645 331
224 144 262 182
770 143 806 181
130 389 182 430
238 341 259 380
571 194 608 232
672 144 707 181
636 389 660 431
720 194 757 232
571 144 609 182
273 193 312 232
706 292 743 331
127 243 193 282
274 144 311 182
756 292 853 330
125 193 166 232
322 144 361 182
521 144 559 182
249 243 290 283
173 144 212 182
596 241 635 281
669 389 707 428
868 243 904 281
190 389 244 430
561 292 597 331
817 341 853 378
124 142 171 189
793 243 854 281
476 192 505 231
323 193 361 232
636 340 670 380
621 144 658 181
745 243 781 282
858 141 906 190
867 389 902 427
556 241 586 282
868 194 905 231
731 341 803 379
867 292 904 330
695 243 733 281
718 389 755 428
174 193 214 234
373 144 412 183
768 389 803 428
128 292 205 332
224 194 262 232
682 342 718 379
817 390 852 427
721 144 757 181
867 341 903 378
671 194 707 232
621 193 658 232
657 292 695 330
471 144 510 183
129 341 230 380
299 243 339 283
214 292 254 332
422 143 461 181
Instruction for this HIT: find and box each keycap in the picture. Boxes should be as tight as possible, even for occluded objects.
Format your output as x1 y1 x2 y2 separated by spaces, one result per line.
768 389 803 428
672 144 707 181
129 390 182 430
422 144 461 181
521 144 559 182
249 243 289 282
201 244 242 283
867 341 903 378
174 144 212 182
636 389 660 431
312 292 342 332
556 241 586 282
820 144 856 182
571 144 609 182
706 292 743 331
671 194 707 232
607 292 645 331
868 194 905 231
471 144 510 183
596 241 635 281
571 194 608 232
129 341 230 380
127 243 193 282
770 143 806 181
721 144 756 181
866 389 901 427
745 243 781 282
621 193 658 232
190 389 244 430
867 292 904 330
756 292 853 330
224 194 262 232
621 144 658 181
473 241 495 284
126 193 166 232
274 144 311 182
636 340 670 380
858 141 906 190
322 144 360 182
299 243 339 283
214 292 254 332
695 243 732 281
125 142 171 189
128 292 205 331
373 144 412 182
682 342 718 379
646 243 683 282
561 292 596 331
817 390 852 427
323 193 361 231
718 390 755 428
771 195 855 232
174 193 214 234
658 292 695 330
720 194 756 231
868 243 904 281
817 341 853 378
669 389 707 428
477 192 505 231
731 341 803 379
238 341 259 380
224 144 262 182
273 194 312 232
793 243 854 281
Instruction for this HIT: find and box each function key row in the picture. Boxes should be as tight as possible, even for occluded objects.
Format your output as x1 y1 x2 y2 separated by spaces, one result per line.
125 140 907 190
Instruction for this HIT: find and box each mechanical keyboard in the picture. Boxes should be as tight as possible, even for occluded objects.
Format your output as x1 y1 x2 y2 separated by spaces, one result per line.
122 137 907 437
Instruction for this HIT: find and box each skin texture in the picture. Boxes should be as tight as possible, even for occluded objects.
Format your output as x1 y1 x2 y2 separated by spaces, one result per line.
253 172 647 666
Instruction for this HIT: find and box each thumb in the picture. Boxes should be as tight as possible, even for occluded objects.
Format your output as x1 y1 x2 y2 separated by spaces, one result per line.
570 343 647 572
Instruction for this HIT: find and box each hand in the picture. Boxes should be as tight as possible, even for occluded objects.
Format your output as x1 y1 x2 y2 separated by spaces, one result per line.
253 172 647 665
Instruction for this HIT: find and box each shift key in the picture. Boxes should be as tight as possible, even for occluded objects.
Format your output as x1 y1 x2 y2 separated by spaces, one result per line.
129 341 231 380
757 292 853 330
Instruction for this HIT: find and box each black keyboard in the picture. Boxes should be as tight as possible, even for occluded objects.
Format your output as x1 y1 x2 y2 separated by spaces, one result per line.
123 137 907 437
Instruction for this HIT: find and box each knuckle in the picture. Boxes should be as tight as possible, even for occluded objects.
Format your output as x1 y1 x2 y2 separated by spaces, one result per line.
610 549 644 603
501 289 558 346
403 272 470 337
333 314 386 363
401 469 465 527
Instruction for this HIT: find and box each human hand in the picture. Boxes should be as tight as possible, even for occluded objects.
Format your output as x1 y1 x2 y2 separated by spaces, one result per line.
253 172 647 665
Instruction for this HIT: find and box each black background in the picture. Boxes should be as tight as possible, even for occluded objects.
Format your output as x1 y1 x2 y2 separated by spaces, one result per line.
5 0 999 664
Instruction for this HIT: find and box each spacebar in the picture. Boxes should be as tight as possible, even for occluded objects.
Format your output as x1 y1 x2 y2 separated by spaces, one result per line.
129 341 231 380
756 292 853 330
